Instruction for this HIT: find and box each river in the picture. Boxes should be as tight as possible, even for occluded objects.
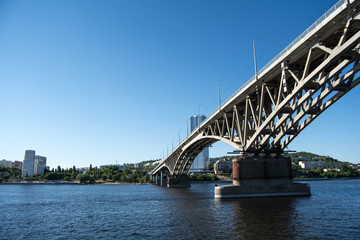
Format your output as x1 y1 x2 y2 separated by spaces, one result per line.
0 179 359 239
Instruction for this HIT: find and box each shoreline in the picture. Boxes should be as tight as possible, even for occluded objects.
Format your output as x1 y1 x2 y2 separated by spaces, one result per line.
0 181 151 185
1 177 360 185
293 177 360 181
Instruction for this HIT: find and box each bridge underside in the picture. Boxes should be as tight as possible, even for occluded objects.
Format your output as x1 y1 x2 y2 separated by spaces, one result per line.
200 11 360 156
152 0 360 194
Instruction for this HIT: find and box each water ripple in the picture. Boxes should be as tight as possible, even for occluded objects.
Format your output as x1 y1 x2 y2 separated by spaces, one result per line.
0 180 360 239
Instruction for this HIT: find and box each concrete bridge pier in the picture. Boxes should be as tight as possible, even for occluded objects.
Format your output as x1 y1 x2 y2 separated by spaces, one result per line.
151 175 154 184
152 171 175 187
215 156 311 198
152 172 167 186
154 174 160 185
151 167 191 187
160 171 167 187
152 174 191 187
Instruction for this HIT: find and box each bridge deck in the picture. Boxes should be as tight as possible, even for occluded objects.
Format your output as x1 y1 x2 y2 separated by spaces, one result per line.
152 0 360 176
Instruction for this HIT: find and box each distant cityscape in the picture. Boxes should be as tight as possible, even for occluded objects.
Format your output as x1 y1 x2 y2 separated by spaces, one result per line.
1 149 360 185
1 150 49 178
1 114 359 181
5 114 357 179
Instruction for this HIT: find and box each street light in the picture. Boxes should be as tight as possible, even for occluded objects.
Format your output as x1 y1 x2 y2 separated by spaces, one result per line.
253 37 262 108
218 78 225 109
178 129 182 144
253 37 262 81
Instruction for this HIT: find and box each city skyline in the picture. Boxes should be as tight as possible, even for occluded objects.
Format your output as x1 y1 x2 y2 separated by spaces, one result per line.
21 150 47 177
1 0 359 169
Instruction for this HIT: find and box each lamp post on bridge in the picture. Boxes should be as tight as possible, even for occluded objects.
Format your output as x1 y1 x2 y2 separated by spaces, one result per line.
178 129 182 145
218 78 225 109
171 136 177 152
253 37 262 108
253 37 262 81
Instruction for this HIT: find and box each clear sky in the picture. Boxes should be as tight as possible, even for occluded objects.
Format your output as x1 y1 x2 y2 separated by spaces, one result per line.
1 0 359 169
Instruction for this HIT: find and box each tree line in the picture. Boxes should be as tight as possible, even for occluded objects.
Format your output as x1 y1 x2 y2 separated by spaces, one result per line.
0 165 150 184
292 162 360 178
0 166 21 183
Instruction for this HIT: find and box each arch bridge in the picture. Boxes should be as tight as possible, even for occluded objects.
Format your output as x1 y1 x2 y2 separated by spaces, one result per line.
151 0 360 189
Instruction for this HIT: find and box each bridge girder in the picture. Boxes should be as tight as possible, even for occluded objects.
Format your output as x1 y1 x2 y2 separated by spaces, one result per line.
200 8 360 154
152 0 360 177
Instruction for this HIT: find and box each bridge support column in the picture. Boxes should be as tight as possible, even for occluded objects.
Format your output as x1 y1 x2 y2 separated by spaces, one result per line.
155 173 160 185
151 175 157 185
160 171 168 187
167 175 190 188
215 156 311 198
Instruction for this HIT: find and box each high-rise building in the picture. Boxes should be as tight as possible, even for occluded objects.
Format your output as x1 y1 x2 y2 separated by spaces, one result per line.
21 150 47 177
34 155 47 176
22 150 35 178
189 115 209 172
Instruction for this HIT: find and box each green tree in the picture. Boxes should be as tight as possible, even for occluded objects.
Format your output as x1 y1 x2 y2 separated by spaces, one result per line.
101 174 108 181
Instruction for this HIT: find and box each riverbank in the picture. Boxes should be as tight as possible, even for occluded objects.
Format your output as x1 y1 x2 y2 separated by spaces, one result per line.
0 182 79 185
0 180 151 185
2 176 359 185
294 177 360 181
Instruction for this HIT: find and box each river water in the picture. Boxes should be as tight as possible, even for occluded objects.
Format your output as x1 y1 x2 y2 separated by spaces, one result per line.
0 179 359 240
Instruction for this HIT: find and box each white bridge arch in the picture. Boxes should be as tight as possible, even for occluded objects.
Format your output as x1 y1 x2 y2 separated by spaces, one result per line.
152 0 360 177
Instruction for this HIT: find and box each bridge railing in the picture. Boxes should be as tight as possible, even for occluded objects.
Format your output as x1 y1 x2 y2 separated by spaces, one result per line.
217 0 346 114
198 0 347 130
159 0 348 167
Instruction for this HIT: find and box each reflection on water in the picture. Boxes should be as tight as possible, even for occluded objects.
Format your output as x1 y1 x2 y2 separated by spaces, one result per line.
160 184 300 239
230 198 297 240
153 185 221 239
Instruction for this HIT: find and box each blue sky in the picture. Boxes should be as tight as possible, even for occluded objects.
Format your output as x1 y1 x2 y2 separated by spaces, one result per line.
1 0 359 169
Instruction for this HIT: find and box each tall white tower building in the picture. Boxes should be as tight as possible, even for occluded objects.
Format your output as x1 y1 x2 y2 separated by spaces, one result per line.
21 150 47 177
189 115 209 172
34 155 47 176
22 150 35 178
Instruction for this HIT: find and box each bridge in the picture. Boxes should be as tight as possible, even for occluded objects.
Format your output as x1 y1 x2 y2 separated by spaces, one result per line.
151 0 360 197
